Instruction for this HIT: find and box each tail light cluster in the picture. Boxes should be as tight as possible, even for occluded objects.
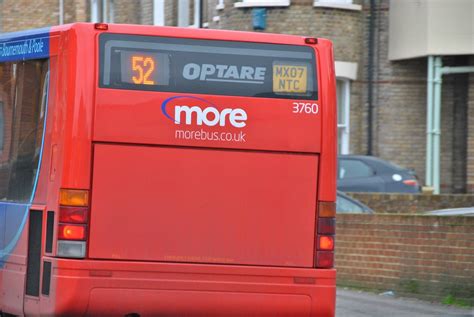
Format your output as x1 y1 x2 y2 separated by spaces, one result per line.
315 201 335 268
403 179 419 187
57 189 89 258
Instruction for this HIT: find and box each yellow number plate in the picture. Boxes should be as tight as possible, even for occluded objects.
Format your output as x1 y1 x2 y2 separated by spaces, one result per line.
273 64 308 93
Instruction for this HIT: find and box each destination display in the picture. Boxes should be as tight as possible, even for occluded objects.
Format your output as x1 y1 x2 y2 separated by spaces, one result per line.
100 34 318 100
0 29 49 62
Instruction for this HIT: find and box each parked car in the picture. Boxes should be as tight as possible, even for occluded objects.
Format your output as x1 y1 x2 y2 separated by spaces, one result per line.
425 208 474 216
337 155 421 193
336 191 373 214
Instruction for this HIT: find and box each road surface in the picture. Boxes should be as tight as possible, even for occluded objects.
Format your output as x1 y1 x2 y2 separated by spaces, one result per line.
337 288 473 317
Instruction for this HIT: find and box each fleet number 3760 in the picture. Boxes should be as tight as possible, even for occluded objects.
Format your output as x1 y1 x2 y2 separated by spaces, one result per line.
292 102 319 114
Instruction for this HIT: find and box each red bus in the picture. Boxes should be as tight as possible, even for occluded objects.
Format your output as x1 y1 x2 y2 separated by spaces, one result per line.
0 23 337 316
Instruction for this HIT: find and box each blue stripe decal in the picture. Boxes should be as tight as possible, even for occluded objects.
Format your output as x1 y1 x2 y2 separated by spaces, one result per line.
29 71 49 203
0 36 51 268
0 27 50 62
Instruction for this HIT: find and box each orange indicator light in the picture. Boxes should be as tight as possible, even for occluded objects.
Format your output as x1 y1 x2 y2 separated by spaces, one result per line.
319 201 336 217
59 189 89 207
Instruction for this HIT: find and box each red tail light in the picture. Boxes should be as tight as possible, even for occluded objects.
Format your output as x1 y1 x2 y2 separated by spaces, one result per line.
58 224 87 240
316 201 335 268
318 218 335 235
316 251 334 268
94 23 108 30
318 235 335 251
403 179 419 187
57 189 90 258
59 206 88 223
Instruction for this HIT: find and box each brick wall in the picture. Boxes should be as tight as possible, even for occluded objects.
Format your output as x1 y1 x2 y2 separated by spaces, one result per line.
0 0 59 32
211 0 363 63
337 214 474 304
63 0 88 24
164 0 178 26
140 0 153 25
113 0 141 24
347 192 474 213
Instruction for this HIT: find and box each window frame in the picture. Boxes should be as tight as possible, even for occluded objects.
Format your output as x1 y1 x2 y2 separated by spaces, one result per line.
178 0 202 28
216 0 225 10
337 78 350 155
153 0 165 26
234 0 291 8
313 0 361 11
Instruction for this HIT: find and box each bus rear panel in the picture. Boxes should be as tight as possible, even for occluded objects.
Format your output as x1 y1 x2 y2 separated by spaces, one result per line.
0 23 337 317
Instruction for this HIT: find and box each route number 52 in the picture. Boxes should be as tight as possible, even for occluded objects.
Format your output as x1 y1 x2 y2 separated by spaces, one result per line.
131 56 155 85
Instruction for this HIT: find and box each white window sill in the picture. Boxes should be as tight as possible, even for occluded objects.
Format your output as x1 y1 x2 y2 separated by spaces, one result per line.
234 1 290 8
216 3 225 10
313 2 362 11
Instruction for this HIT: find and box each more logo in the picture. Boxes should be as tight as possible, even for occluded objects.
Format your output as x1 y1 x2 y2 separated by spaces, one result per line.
161 96 247 128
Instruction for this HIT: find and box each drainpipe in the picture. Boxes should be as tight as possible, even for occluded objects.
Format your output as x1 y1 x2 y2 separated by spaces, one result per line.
367 0 375 155
432 56 442 194
199 0 203 28
426 57 474 194
425 56 434 188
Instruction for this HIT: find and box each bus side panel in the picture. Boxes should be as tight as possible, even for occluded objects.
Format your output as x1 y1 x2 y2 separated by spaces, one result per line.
0 204 29 316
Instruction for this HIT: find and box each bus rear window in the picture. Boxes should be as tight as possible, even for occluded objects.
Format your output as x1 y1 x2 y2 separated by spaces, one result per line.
99 34 318 100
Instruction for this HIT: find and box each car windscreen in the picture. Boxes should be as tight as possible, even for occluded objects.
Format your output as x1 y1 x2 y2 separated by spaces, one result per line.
99 33 318 100
336 194 367 214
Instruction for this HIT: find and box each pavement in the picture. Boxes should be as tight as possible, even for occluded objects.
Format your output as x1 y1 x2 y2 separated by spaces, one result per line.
336 288 473 317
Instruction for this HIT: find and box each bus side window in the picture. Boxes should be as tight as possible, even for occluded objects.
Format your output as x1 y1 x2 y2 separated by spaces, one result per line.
0 60 48 203
0 62 17 201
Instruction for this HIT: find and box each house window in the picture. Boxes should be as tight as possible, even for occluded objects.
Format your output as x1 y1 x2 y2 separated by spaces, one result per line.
216 0 225 10
178 0 203 27
337 79 350 154
90 0 114 23
234 0 291 8
316 0 353 3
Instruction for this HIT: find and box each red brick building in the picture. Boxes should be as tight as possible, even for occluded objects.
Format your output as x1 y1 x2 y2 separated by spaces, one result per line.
0 0 473 193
